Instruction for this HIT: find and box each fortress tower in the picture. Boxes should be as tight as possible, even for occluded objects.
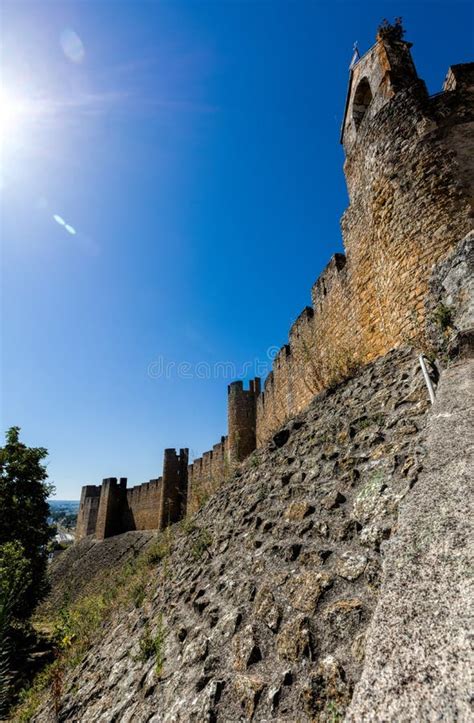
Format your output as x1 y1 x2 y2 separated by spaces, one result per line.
161 448 188 527
75 485 101 539
186 378 261 514
255 22 473 444
338 22 473 358
227 378 261 463
95 477 127 540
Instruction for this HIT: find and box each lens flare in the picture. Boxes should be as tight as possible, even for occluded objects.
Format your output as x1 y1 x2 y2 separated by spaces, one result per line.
53 214 77 235
60 29 85 64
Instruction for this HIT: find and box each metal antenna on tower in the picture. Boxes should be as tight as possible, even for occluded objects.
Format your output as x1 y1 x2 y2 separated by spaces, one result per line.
349 41 360 69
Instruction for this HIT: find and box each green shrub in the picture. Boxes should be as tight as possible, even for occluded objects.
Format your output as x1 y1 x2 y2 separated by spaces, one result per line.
146 538 171 565
434 303 453 331
15 664 56 723
54 594 107 662
0 427 55 620
191 528 213 560
325 700 343 722
180 517 198 536
131 581 146 608
153 616 166 677
13 539 162 720
249 454 260 468
0 543 31 716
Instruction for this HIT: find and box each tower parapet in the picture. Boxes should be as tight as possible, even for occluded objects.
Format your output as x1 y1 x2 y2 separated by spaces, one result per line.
341 22 424 156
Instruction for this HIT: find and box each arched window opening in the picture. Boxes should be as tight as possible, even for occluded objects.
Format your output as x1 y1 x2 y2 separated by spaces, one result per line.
352 78 372 129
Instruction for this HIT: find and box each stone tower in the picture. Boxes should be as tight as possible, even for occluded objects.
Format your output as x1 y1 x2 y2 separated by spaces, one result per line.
227 378 261 463
338 21 473 359
75 484 101 540
256 25 473 445
160 448 189 527
95 477 127 540
341 21 422 153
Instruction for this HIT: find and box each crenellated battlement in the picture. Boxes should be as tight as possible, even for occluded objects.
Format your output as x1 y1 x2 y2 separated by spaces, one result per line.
311 254 347 310
76 450 188 541
76 28 473 543
289 307 314 339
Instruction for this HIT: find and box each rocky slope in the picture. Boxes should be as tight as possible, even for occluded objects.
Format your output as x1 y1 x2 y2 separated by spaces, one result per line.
347 235 474 720
347 355 473 721
39 531 154 617
34 346 434 722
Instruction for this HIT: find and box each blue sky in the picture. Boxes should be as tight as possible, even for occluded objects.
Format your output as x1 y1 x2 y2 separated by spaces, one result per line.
1 1 472 499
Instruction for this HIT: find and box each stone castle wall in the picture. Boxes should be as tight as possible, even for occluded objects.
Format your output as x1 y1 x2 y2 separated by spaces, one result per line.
255 55 473 444
76 34 473 542
187 436 229 515
123 478 163 531
76 450 188 541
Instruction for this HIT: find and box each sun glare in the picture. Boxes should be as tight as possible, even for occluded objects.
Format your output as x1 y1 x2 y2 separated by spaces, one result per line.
0 87 29 153
0 89 24 132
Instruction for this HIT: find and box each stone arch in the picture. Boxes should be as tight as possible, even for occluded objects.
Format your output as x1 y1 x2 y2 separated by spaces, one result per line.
352 77 373 129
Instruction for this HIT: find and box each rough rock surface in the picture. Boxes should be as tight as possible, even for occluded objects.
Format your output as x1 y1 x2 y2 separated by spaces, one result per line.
347 355 474 721
40 531 154 615
35 347 434 722
426 232 474 360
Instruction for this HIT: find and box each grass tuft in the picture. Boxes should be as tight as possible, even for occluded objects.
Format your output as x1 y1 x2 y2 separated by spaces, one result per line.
191 528 213 561
136 615 165 677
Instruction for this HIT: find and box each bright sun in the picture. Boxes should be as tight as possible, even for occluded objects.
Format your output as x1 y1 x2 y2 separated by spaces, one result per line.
0 87 29 153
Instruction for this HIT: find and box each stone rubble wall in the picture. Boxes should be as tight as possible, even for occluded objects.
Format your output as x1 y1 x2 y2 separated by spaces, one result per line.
39 228 474 721
39 531 155 616
347 356 474 721
39 346 434 722
342 229 474 721
426 231 474 358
